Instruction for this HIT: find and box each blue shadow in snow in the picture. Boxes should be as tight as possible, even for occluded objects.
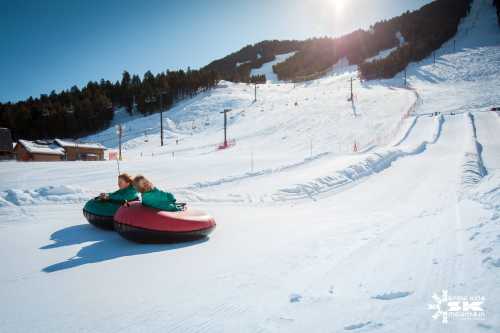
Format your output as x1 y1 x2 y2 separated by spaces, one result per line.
40 224 108 249
41 224 207 273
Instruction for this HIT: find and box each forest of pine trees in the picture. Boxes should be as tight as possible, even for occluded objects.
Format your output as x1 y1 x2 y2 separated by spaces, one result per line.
207 0 474 83
0 69 218 140
273 29 398 81
1 0 490 141
202 40 303 82
359 0 472 79
276 0 472 81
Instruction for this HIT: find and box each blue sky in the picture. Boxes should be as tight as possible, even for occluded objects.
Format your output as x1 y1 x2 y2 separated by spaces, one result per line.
0 0 432 103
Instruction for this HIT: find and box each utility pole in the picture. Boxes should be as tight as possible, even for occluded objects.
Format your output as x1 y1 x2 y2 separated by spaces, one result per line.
75 139 79 161
350 77 354 102
220 108 232 148
116 124 123 161
159 93 164 146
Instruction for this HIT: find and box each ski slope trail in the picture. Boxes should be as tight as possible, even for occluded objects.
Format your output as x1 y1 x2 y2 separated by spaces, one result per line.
179 114 441 204
258 114 483 332
1 0 500 332
473 111 500 170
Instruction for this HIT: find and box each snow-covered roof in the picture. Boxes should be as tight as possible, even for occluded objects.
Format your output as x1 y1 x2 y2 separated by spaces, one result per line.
54 139 105 150
18 139 65 156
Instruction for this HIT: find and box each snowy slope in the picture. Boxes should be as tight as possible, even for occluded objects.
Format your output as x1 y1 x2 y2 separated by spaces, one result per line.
1 0 500 332
365 31 406 63
250 52 296 83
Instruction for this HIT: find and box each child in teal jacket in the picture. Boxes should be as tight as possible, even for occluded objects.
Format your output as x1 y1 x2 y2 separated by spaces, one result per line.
84 173 138 216
133 175 180 212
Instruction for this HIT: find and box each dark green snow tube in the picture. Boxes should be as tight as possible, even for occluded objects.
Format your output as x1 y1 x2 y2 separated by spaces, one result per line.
83 185 139 230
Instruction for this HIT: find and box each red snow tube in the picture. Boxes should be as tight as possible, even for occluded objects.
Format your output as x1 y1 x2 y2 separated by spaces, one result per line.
113 201 216 243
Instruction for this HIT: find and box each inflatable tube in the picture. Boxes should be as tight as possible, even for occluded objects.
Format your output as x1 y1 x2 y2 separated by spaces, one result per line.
114 202 216 243
83 197 139 230
83 209 115 230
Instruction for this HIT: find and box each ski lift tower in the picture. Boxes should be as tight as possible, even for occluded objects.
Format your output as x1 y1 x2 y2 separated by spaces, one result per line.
158 91 167 146
219 108 232 149
347 77 357 102
132 95 138 114
115 124 124 161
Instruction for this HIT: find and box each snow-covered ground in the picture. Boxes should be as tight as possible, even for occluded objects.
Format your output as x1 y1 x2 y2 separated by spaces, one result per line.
250 52 297 83
1 0 500 332
365 31 406 63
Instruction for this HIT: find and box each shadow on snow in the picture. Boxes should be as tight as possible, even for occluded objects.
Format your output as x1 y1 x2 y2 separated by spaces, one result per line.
40 224 207 273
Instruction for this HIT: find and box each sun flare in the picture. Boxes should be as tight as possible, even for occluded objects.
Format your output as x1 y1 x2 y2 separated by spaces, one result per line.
332 0 345 13
332 0 345 12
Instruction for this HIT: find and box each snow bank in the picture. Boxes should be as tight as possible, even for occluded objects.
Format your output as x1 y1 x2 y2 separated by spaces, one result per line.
470 172 500 213
0 196 13 208
187 152 330 190
461 113 487 189
272 115 443 201
0 185 93 206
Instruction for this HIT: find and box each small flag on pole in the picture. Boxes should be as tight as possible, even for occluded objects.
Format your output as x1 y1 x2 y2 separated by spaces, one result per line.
108 151 118 160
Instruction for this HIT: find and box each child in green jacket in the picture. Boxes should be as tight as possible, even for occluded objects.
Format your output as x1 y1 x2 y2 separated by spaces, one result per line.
84 173 138 216
99 173 137 203
133 175 180 212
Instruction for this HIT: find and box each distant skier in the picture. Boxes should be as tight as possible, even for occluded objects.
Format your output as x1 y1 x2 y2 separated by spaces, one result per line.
133 175 181 212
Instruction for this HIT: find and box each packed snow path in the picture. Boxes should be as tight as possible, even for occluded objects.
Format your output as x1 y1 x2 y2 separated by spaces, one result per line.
1 0 500 332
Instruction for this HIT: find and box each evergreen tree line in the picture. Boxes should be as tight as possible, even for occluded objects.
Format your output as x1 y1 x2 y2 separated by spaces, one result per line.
249 75 266 84
202 40 304 82
359 0 472 79
206 0 474 83
273 28 398 81
0 68 218 140
0 0 486 140
276 0 472 81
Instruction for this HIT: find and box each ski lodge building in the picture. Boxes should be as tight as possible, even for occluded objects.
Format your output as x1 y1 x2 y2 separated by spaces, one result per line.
54 139 105 161
14 139 105 162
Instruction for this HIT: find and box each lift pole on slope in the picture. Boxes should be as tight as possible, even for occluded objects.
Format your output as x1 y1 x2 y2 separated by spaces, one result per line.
254 83 257 102
350 77 354 102
116 124 123 161
159 93 164 146
404 68 407 88
220 108 232 148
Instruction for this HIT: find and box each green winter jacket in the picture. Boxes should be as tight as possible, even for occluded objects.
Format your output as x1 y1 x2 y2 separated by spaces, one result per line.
141 187 179 212
84 185 138 217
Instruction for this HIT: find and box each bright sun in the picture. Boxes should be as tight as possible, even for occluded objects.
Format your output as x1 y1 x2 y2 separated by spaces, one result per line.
332 0 345 13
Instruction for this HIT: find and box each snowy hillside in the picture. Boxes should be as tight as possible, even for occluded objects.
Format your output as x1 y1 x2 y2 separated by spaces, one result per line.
250 52 296 83
1 0 500 332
